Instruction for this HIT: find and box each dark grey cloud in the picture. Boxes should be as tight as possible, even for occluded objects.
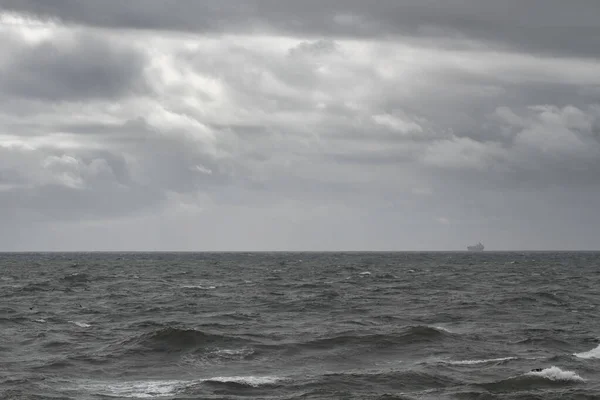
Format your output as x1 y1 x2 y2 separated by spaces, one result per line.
0 32 148 101
3 0 600 58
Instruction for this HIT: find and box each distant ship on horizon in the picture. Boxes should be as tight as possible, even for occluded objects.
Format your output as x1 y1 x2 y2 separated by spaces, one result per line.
467 242 484 251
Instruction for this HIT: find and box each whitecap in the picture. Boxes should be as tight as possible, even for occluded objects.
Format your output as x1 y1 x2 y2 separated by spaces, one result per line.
359 271 371 276
34 318 46 323
526 366 585 382
69 321 91 328
443 356 516 365
202 375 284 387
574 344 600 359
75 380 185 398
181 285 216 290
213 348 255 358
432 325 453 333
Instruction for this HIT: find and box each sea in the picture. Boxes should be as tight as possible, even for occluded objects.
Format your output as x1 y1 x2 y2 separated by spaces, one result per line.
1 251 599 399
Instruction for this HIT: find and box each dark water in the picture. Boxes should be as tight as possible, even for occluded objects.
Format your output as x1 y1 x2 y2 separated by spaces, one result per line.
2 252 600 399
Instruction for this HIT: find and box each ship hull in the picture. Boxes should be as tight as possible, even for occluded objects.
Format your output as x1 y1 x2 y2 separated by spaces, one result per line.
467 243 484 251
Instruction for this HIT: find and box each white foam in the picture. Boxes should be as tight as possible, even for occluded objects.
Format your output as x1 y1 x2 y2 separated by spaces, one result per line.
76 380 186 398
69 321 91 328
526 366 585 382
359 271 371 276
203 375 283 387
34 318 46 323
444 357 516 365
574 344 600 359
432 326 453 333
181 285 216 290
213 348 254 357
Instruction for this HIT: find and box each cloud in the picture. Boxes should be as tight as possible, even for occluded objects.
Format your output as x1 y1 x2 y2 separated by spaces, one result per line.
0 26 148 101
421 136 507 171
372 114 423 134
3 1 600 59
437 217 450 225
0 5 599 250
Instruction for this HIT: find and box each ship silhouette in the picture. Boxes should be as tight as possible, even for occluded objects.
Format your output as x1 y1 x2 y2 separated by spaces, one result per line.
467 242 484 251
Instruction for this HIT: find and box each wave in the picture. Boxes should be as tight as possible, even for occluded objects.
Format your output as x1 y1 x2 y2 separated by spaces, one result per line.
73 379 187 398
0 316 27 324
298 369 459 393
19 282 54 292
439 356 517 365
180 285 216 290
573 346 600 359
43 340 73 349
513 336 572 349
201 375 284 387
182 347 257 366
574 344 600 359
287 282 331 289
526 366 585 382
431 325 453 333
532 290 567 305
480 366 584 392
296 325 452 351
210 311 260 321
31 358 73 370
73 375 284 398
210 347 255 360
375 273 398 279
69 321 91 328
60 273 91 284
122 327 244 353
129 320 178 329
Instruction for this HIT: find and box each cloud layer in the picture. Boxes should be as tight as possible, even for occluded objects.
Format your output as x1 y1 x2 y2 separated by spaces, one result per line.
1 2 599 250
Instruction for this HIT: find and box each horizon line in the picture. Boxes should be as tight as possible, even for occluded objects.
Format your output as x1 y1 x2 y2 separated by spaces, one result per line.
0 249 599 253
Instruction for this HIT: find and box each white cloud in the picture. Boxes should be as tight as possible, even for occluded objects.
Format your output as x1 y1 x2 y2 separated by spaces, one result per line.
437 217 450 225
372 114 422 134
421 136 507 170
498 105 600 159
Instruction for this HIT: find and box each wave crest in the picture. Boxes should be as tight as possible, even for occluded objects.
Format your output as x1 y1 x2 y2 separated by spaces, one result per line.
74 379 186 398
202 375 284 387
440 356 517 365
481 366 584 392
526 366 585 382
574 344 600 359
299 325 451 351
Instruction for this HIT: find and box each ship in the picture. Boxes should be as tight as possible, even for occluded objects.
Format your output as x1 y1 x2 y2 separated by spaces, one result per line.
467 242 484 251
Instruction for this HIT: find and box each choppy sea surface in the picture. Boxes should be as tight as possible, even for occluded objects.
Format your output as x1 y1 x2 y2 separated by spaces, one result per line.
1 252 600 399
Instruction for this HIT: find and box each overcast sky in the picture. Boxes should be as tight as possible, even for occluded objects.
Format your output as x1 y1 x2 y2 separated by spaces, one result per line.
1 1 599 251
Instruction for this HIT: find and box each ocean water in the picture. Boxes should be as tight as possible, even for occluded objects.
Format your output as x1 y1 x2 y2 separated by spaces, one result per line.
1 251 600 399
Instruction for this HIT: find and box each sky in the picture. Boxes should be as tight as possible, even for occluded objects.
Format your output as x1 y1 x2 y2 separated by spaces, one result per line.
1 1 599 251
